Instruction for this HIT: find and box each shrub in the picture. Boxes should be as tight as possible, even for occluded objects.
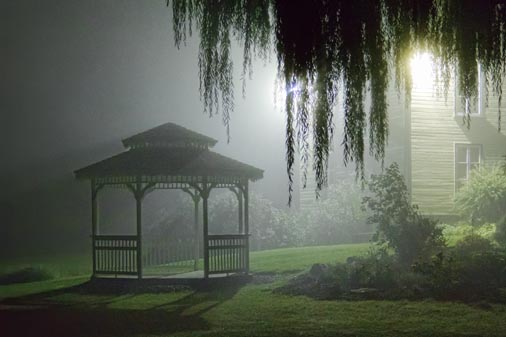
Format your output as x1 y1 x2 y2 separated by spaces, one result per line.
442 222 496 246
278 239 506 302
363 163 445 267
0 267 53 285
342 246 398 290
456 250 506 293
454 234 494 257
411 252 460 297
413 235 506 301
454 165 506 225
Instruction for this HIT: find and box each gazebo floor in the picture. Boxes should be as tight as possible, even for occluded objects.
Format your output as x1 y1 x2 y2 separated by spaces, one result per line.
90 271 252 289
145 270 234 279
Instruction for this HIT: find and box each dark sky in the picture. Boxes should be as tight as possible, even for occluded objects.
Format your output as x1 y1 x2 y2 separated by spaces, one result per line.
1 0 291 256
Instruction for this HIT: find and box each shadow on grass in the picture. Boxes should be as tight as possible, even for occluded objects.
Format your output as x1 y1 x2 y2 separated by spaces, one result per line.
0 278 246 337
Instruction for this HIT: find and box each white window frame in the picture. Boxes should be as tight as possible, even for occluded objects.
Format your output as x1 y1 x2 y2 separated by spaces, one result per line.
454 143 482 192
454 63 485 117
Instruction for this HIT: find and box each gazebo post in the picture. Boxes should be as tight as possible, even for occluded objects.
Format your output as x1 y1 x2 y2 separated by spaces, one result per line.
91 180 99 277
244 181 249 274
184 187 201 271
202 182 210 279
238 189 243 234
134 181 144 280
193 190 201 271
228 187 243 234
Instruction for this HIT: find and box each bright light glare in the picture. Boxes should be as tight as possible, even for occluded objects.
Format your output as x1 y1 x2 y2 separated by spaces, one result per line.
287 83 300 94
410 52 434 88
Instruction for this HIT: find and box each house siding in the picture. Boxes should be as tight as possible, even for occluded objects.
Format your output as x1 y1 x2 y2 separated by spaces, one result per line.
299 74 506 216
410 79 506 215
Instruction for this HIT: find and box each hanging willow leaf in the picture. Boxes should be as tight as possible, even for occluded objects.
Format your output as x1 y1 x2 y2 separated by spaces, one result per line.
169 0 506 204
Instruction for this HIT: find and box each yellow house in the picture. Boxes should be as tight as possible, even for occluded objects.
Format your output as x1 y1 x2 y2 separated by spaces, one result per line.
410 55 506 216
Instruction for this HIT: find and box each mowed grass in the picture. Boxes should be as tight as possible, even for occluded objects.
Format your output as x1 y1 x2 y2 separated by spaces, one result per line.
0 244 367 300
2 243 506 337
0 253 91 299
0 253 92 278
250 243 370 273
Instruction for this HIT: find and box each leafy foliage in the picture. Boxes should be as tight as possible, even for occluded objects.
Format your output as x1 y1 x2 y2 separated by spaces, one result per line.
363 163 444 266
170 0 506 201
454 165 506 225
338 247 399 291
298 182 369 245
209 192 301 250
442 222 496 246
454 233 495 256
413 235 506 301
209 185 369 249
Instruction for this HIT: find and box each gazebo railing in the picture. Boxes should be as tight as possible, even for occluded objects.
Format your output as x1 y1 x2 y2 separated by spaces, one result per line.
207 234 249 274
93 234 249 277
143 237 198 269
93 235 138 276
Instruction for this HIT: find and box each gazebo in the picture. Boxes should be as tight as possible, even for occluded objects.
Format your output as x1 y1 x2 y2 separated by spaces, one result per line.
75 122 263 279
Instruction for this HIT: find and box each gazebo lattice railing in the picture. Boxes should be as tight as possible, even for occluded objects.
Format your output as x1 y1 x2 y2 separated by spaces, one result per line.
76 123 262 279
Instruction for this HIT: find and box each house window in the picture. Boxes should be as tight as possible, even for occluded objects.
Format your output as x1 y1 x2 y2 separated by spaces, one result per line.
455 144 482 190
454 64 484 116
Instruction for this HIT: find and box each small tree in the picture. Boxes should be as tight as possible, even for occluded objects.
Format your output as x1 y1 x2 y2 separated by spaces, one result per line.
363 163 444 266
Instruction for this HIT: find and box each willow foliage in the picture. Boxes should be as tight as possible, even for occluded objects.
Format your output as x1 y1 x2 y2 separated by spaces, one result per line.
170 0 506 203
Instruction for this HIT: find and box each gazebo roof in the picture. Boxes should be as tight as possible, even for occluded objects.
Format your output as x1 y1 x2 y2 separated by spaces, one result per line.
75 123 263 182
122 122 218 149
75 147 263 181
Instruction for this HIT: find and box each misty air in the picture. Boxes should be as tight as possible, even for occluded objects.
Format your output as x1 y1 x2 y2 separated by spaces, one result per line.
2 1 506 337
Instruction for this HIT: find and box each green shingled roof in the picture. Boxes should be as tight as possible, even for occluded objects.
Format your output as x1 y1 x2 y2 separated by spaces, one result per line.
75 147 263 180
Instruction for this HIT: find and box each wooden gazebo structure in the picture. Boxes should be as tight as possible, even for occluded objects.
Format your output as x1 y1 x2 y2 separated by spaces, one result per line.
75 122 263 279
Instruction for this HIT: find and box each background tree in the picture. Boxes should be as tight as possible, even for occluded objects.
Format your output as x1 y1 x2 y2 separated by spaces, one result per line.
209 192 301 250
298 181 369 245
170 0 506 201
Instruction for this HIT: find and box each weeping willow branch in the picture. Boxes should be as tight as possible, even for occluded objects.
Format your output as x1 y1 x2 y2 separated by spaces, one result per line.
170 0 506 204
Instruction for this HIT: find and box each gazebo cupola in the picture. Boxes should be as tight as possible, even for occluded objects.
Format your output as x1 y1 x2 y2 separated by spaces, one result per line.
75 122 263 280
121 122 218 150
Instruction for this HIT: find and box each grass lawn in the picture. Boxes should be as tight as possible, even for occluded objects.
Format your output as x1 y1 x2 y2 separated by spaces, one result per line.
2 243 506 337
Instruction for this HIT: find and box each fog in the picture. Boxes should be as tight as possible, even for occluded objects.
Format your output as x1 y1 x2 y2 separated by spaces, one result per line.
3 3 506 336
1 0 292 257
3 0 505 263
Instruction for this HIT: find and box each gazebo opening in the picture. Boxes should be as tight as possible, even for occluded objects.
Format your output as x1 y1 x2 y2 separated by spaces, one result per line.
140 189 202 278
75 122 263 280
